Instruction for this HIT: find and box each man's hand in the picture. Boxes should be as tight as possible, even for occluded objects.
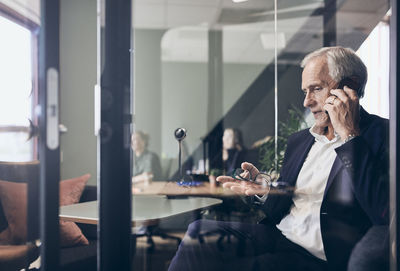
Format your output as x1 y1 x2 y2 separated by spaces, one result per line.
323 86 360 141
216 162 269 196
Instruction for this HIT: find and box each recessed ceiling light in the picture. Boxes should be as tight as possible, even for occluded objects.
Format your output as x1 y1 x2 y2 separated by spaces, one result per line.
232 0 249 3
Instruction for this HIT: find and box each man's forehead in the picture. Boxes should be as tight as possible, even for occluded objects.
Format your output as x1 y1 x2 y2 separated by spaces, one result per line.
302 79 324 87
303 57 328 73
301 58 332 86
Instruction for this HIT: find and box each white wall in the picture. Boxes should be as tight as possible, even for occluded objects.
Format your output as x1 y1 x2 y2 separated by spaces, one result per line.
60 0 97 185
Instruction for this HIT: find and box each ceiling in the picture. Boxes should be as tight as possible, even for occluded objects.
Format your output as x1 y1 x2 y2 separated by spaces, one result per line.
0 0 389 64
0 0 40 24
133 0 322 29
133 0 389 64
134 0 325 63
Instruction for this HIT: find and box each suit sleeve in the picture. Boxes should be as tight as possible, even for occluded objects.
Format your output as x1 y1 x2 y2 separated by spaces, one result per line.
335 127 389 225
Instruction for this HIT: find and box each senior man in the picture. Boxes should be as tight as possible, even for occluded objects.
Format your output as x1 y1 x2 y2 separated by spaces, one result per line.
168 47 389 271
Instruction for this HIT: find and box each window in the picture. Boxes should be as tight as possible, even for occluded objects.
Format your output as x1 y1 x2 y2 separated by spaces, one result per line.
0 10 38 161
358 19 390 118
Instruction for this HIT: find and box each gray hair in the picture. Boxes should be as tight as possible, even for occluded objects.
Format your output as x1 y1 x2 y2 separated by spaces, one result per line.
132 130 149 148
301 47 367 98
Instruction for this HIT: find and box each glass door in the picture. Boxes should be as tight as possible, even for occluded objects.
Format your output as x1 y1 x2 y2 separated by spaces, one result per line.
0 0 65 269
0 1 94 270
0 0 51 269
130 0 393 271
37 0 61 269
97 0 133 270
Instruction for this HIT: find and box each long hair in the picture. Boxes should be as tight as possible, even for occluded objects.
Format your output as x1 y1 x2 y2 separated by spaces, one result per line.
225 128 244 151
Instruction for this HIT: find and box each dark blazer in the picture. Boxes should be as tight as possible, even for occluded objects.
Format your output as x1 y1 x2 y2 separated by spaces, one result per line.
260 108 389 270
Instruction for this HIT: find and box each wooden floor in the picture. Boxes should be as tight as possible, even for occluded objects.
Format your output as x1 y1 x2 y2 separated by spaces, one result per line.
133 231 185 271
27 228 236 270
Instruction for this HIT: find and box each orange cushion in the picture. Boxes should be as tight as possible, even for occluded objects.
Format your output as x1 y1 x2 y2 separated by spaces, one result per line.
0 174 91 247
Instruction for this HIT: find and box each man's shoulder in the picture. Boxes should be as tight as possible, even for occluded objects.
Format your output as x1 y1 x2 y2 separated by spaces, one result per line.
360 108 389 130
360 109 389 143
367 114 389 130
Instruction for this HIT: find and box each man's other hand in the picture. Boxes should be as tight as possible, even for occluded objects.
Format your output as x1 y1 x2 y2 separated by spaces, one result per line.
216 162 269 196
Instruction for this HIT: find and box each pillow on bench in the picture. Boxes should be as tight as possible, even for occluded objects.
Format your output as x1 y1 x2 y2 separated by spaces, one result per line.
0 174 91 247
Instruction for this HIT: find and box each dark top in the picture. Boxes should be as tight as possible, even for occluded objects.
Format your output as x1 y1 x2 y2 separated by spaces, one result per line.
223 149 246 175
133 150 162 181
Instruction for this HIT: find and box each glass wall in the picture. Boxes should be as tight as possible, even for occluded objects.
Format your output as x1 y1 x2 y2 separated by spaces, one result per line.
0 0 100 269
131 0 391 270
0 0 41 269
26 0 392 269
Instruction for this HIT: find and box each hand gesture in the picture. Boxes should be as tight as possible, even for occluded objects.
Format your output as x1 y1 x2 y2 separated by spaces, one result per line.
323 86 360 141
216 162 270 196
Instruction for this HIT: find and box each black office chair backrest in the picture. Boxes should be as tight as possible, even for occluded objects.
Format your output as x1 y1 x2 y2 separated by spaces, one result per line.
0 161 40 241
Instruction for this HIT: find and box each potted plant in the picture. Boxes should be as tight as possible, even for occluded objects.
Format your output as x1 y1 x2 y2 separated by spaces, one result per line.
258 106 307 177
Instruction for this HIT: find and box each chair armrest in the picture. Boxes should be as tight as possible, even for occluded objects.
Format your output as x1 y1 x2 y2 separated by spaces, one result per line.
347 225 389 271
0 243 39 271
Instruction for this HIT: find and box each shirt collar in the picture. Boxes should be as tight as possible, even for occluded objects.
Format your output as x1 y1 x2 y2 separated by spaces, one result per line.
309 125 341 144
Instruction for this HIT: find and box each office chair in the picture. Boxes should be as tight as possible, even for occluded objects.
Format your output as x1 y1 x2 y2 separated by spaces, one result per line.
133 220 181 251
133 154 182 251
0 243 39 271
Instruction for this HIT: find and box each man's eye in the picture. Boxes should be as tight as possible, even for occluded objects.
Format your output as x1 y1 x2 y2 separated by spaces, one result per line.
314 87 323 91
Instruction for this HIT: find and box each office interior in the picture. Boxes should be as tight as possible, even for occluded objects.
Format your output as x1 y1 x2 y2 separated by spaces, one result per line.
0 0 398 270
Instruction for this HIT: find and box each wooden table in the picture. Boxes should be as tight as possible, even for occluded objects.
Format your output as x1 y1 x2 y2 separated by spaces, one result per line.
132 181 236 197
60 195 222 226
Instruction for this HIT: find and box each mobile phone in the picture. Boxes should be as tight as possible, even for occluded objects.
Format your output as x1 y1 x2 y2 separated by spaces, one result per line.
325 77 361 115
337 77 361 92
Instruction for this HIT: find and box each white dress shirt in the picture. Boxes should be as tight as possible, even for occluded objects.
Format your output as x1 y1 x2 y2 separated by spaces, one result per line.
275 126 343 260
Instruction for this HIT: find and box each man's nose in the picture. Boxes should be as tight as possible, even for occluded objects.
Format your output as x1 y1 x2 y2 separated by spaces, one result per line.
303 92 314 108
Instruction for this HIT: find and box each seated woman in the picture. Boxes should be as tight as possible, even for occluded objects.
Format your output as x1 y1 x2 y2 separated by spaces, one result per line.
222 128 246 175
131 131 162 183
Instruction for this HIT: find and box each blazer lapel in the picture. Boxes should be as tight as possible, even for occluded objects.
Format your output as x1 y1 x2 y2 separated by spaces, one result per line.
323 157 343 197
285 132 315 186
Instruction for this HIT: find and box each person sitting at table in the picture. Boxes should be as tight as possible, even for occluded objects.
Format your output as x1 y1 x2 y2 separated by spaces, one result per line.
132 130 162 183
222 128 246 175
168 46 389 271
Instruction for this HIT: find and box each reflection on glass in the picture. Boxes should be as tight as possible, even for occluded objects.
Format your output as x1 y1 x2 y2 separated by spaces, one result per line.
132 0 392 270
